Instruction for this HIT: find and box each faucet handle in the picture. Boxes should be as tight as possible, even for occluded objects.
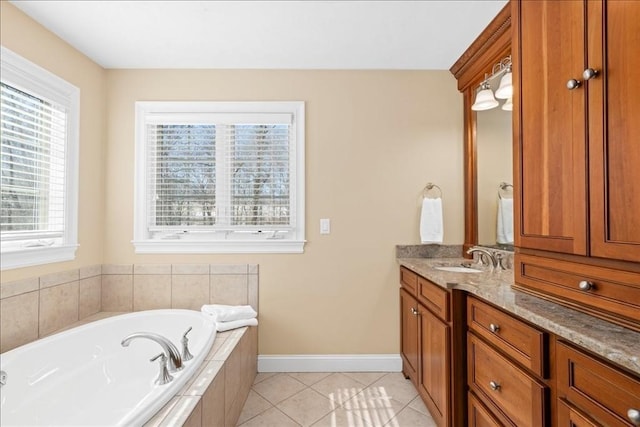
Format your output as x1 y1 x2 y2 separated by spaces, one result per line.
150 353 174 385
181 326 194 361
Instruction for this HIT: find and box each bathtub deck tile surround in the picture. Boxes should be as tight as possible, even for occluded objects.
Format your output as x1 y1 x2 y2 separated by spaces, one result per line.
144 326 258 427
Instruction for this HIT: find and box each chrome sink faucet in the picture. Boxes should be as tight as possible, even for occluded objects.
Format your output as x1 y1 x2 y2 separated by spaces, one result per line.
467 247 498 269
121 332 183 372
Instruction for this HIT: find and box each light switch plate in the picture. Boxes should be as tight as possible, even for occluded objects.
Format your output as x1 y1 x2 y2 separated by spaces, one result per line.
320 218 331 234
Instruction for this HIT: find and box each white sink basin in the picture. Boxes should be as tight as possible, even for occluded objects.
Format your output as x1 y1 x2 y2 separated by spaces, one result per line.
434 266 483 273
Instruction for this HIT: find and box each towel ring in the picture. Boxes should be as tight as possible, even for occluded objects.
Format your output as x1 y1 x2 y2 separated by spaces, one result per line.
423 182 443 199
498 182 513 200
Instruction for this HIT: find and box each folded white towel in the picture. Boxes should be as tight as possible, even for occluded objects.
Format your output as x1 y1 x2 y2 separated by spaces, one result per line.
201 304 257 322
216 318 258 332
496 197 514 244
420 197 444 244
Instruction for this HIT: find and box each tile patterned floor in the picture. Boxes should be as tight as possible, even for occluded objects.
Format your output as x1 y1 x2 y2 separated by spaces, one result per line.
237 372 437 427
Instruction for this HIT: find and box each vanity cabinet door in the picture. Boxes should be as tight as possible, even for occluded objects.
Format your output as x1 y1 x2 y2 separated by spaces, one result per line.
587 0 640 262
419 306 451 427
513 0 588 255
400 288 419 386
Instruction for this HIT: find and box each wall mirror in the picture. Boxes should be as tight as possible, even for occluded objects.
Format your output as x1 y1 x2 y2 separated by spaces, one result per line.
449 3 512 255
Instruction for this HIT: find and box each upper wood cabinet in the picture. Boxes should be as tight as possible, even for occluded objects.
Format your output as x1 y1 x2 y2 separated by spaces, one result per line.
513 0 640 262
513 0 640 331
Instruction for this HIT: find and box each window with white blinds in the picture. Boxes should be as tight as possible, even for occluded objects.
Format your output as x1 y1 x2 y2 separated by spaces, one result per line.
1 47 79 270
134 101 305 253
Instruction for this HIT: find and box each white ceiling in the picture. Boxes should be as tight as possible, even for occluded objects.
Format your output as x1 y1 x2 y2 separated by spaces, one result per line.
10 0 507 70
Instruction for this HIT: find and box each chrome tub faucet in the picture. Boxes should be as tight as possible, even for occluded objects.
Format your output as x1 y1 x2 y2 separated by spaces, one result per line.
121 332 183 373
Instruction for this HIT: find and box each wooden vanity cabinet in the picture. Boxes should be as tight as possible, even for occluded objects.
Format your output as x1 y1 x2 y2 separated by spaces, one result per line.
399 267 456 427
512 0 640 331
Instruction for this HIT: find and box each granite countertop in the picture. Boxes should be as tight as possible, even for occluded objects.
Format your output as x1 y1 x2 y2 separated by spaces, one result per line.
397 257 640 376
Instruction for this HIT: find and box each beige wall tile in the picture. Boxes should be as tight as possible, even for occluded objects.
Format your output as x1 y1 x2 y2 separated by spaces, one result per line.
40 269 79 289
172 275 209 310
134 264 172 275
1 277 39 299
210 275 248 305
79 264 102 279
102 264 133 275
79 276 102 319
209 264 247 275
39 281 79 336
173 264 209 275
201 365 226 427
248 274 259 312
134 275 171 311
102 274 133 312
0 291 39 352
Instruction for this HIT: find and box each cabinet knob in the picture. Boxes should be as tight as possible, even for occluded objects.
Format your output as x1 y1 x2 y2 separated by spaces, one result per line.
578 280 594 291
566 79 581 90
489 323 500 333
628 409 640 425
489 381 501 391
583 68 599 81
411 307 419 316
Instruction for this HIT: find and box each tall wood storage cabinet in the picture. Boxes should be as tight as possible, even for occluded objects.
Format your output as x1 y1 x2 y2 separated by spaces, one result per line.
513 0 640 330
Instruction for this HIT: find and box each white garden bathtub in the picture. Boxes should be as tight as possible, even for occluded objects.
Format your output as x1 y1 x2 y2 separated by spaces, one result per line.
0 309 216 427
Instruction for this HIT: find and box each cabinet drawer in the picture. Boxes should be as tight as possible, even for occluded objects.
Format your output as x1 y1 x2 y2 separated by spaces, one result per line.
467 296 547 377
400 267 418 295
468 392 504 427
515 254 640 330
557 341 640 427
557 399 600 427
468 333 548 427
418 276 449 321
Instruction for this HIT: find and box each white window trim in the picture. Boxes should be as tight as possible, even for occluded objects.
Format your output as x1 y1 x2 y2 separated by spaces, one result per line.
132 101 305 254
0 47 79 270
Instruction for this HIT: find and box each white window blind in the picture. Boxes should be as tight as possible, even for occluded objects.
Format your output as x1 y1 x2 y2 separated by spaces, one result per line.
1 47 79 269
134 102 305 253
1 82 67 240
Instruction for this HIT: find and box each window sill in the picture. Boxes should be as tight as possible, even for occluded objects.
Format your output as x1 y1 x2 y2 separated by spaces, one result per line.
132 239 305 254
0 244 78 270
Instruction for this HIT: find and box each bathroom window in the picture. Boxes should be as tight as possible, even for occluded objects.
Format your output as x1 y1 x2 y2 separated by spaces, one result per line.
0 47 79 270
134 101 305 253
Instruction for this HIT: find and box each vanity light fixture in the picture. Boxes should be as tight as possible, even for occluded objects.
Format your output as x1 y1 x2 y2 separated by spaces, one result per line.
471 56 512 111
502 96 513 111
495 64 512 99
471 79 499 111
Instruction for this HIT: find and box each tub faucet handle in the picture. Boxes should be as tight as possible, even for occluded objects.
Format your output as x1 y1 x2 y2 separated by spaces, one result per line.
150 353 174 385
0 370 7 387
182 326 194 362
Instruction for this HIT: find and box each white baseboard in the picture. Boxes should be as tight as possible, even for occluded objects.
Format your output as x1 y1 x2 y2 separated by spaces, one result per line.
257 354 402 373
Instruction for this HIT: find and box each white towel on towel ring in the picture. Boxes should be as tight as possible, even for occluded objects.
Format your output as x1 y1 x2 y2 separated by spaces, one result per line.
420 197 444 244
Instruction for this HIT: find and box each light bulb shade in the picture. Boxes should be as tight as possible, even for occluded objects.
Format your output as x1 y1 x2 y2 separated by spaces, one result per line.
472 87 499 111
502 97 513 111
495 71 513 99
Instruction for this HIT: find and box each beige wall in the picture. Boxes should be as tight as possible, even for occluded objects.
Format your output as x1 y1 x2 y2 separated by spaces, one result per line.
1 2 465 356
106 69 464 354
0 2 107 282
